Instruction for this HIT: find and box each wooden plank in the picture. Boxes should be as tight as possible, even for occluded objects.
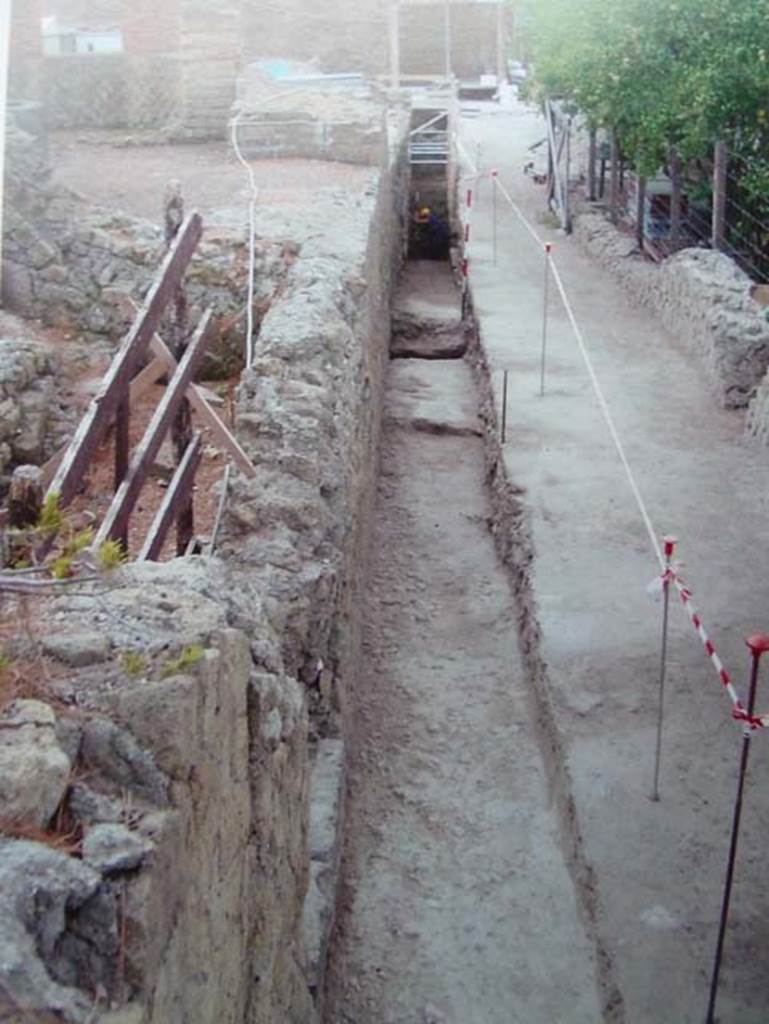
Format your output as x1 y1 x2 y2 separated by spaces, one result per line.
95 309 212 548
126 297 256 478
129 355 168 404
47 211 203 507
137 432 203 562
712 140 727 252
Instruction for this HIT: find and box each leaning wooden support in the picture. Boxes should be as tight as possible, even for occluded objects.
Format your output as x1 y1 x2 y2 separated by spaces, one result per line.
47 211 203 507
137 432 203 561
123 297 256 479
95 309 212 549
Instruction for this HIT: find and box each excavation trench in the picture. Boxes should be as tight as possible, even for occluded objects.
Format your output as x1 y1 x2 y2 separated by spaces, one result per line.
323 262 603 1023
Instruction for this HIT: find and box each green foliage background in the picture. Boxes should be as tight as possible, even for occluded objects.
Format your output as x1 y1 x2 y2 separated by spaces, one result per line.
513 0 769 173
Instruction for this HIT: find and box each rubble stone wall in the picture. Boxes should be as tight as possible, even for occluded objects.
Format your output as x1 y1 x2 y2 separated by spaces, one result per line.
574 208 769 409
0 109 409 1024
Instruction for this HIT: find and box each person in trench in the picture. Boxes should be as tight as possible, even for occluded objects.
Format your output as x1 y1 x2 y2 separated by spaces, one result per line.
413 205 450 259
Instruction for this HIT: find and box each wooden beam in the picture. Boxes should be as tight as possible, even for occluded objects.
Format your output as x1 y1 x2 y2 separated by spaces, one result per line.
95 309 212 548
122 298 256 479
129 355 168 403
137 432 203 562
47 211 203 506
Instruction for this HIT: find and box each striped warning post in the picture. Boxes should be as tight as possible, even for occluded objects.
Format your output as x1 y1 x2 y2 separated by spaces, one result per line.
665 569 768 730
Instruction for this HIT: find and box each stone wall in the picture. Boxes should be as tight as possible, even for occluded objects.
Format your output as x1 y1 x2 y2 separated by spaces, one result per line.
0 104 409 1024
574 208 769 409
1 117 292 378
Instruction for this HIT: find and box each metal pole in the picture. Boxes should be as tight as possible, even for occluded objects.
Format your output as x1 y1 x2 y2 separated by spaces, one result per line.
0 0 12 303
651 535 677 801
539 243 552 397
705 633 769 1024
491 169 498 265
501 370 508 444
712 140 727 253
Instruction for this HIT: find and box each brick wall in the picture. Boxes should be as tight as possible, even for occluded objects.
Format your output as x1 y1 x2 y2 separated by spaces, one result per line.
239 0 390 73
400 2 499 79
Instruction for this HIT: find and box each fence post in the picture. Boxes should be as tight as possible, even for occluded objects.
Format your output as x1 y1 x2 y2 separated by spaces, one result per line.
540 243 552 397
491 169 498 264
705 634 769 1024
587 126 597 201
609 131 620 224
635 170 646 252
564 117 572 233
712 140 727 252
670 151 682 247
651 536 676 802
500 370 508 444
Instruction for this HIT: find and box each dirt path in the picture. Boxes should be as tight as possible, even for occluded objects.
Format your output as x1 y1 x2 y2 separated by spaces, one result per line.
324 264 601 1024
458 91 769 1021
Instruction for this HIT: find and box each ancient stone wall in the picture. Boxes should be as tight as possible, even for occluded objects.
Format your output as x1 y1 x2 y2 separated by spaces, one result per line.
0 104 409 1024
574 208 769 409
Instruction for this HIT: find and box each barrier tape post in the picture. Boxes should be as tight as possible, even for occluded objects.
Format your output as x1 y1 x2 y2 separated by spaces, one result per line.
706 633 769 1024
540 242 552 397
501 369 509 444
491 169 499 265
651 535 677 801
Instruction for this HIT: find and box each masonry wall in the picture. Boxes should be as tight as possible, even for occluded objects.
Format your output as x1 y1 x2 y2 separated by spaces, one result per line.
0 104 410 1024
400 2 500 79
574 208 769 409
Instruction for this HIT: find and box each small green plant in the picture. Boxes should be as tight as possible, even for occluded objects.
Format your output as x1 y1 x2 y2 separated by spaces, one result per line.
37 493 63 536
0 650 11 674
62 526 95 558
160 644 204 679
50 554 74 580
98 540 127 571
120 650 147 678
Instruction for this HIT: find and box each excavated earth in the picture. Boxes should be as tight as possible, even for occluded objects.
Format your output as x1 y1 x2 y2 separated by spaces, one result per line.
323 262 602 1023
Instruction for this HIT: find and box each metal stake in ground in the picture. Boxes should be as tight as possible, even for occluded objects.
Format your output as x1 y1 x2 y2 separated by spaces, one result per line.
705 633 769 1024
501 370 509 445
491 169 499 265
539 242 552 397
651 535 677 802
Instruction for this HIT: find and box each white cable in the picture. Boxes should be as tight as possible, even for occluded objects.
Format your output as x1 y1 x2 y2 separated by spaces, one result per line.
230 110 258 370
491 173 665 569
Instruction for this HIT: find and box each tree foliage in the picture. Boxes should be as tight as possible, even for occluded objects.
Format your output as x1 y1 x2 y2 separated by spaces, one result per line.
515 0 769 172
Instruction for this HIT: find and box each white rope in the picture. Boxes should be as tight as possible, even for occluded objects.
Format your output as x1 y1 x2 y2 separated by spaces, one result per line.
228 86 320 370
492 173 665 569
230 110 258 371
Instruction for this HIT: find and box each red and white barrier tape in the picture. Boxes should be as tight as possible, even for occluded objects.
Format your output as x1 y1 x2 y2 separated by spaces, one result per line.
663 568 769 731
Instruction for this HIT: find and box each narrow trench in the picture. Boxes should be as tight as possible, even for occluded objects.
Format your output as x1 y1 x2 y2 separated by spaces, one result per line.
323 260 611 1023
